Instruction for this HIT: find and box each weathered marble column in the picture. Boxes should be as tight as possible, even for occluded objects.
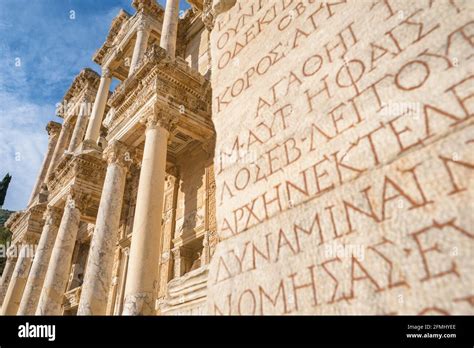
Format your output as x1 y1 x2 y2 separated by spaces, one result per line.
67 98 91 153
1 244 34 315
28 122 61 206
17 206 62 315
160 0 180 58
129 20 150 76
83 68 112 146
0 250 17 305
44 121 73 182
122 108 177 315
36 191 86 315
78 141 132 315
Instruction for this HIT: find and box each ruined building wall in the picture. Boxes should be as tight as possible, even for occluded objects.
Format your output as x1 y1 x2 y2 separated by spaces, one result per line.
207 0 474 314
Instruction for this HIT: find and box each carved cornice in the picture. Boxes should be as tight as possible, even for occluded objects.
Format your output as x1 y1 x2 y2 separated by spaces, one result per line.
7 203 47 244
47 153 106 198
5 211 22 230
58 68 100 118
132 0 164 17
46 121 61 138
106 44 212 135
93 9 132 66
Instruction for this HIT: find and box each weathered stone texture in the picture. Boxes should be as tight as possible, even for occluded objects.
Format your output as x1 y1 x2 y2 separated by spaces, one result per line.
207 0 474 314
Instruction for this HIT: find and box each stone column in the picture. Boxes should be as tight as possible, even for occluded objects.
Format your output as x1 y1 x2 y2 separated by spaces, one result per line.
160 0 180 58
129 20 150 76
83 68 112 147
17 206 62 315
28 122 61 206
0 251 17 305
44 121 73 183
1 244 34 315
78 141 132 315
122 107 177 315
36 191 87 315
67 98 91 153
172 248 184 278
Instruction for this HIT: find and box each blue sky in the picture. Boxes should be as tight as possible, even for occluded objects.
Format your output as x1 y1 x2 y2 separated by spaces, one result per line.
0 0 189 211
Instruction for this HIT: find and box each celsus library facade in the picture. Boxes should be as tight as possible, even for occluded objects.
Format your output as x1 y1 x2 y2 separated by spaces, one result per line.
1 0 473 316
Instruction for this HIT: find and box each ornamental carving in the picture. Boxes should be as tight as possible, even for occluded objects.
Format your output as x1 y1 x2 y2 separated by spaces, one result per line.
44 206 63 228
103 140 136 168
141 104 179 132
46 121 61 138
66 187 93 213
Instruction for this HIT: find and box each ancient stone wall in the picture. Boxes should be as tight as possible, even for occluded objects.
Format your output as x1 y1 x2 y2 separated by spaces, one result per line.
207 0 474 314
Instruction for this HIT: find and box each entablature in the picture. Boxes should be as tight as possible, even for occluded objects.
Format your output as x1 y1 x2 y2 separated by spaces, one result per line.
104 44 213 158
56 68 100 120
46 153 106 220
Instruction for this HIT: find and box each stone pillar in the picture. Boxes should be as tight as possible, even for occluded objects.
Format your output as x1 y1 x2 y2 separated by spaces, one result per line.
17 206 62 315
44 121 73 183
1 244 34 315
78 141 132 315
28 122 61 206
122 107 177 315
202 232 211 265
160 0 180 58
83 68 112 147
172 248 184 278
36 191 87 315
0 251 17 306
129 20 150 76
67 98 91 153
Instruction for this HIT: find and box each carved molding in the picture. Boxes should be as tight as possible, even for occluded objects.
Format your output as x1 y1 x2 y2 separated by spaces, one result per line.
44 206 63 228
66 187 93 213
103 140 136 168
46 121 62 138
141 104 180 132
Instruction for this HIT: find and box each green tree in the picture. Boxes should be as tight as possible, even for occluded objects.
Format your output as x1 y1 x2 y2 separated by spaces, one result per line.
0 209 13 274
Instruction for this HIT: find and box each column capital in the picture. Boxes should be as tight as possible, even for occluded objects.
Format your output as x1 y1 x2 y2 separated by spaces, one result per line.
66 188 92 213
141 105 179 132
101 67 112 79
43 206 63 227
103 140 136 168
136 17 151 33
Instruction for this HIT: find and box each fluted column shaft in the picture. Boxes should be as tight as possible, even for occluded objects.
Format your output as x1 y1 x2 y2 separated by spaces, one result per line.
122 110 176 315
28 122 61 206
78 141 131 315
129 21 150 76
36 192 84 315
0 253 17 305
17 207 62 315
160 0 180 58
84 69 112 146
67 99 91 153
1 244 33 315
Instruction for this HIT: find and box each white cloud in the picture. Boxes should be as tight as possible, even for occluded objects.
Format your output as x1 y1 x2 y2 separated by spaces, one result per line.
0 91 54 211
